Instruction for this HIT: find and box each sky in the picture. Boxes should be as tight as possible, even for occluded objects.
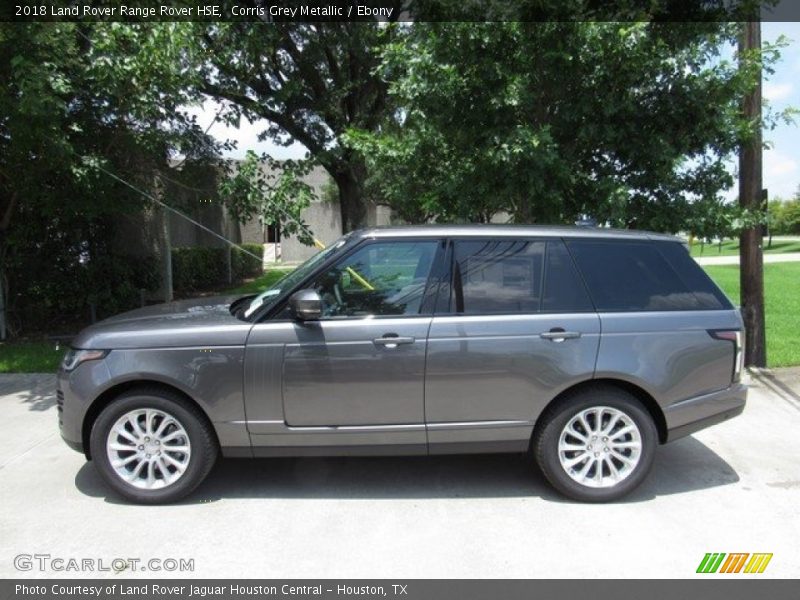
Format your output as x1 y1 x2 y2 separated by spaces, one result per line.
759 21 800 201
192 22 800 203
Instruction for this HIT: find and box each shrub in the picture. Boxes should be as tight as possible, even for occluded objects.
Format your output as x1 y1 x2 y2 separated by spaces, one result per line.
172 244 263 294
232 243 264 281
6 246 159 336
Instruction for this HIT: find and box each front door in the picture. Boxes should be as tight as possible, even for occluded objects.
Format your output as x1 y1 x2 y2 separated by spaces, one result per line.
283 239 440 427
244 239 442 450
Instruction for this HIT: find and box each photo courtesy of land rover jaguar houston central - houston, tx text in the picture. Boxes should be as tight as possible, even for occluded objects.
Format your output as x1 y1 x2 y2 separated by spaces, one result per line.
57 225 747 503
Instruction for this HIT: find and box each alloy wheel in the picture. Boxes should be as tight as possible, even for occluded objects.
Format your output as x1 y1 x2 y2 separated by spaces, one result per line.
557 405 643 488
105 408 192 490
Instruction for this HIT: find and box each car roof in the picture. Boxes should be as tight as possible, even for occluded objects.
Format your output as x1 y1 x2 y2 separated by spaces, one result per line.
352 224 682 243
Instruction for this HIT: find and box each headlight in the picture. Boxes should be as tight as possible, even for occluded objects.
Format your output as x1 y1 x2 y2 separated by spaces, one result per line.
61 349 109 371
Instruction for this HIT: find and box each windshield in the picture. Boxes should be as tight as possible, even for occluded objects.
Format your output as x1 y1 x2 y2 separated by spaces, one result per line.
243 236 351 319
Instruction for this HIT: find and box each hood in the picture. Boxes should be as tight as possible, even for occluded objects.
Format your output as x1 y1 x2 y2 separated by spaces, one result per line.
71 295 254 350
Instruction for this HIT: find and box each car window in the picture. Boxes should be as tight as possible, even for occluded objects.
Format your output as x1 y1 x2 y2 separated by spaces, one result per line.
243 235 351 319
542 240 594 312
452 240 545 314
654 241 732 310
310 241 438 318
567 240 707 311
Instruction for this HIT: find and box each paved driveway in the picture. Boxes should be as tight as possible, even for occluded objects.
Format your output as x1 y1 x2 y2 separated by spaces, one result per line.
694 252 800 265
1 370 799 579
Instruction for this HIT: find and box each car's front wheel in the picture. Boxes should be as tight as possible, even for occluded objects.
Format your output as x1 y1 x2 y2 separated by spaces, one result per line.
90 388 218 504
533 386 657 502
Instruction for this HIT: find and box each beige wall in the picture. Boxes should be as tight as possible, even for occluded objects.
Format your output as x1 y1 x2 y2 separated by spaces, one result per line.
281 198 343 262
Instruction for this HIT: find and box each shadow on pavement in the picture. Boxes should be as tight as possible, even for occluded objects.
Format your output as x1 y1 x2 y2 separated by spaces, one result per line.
0 373 56 411
751 370 800 411
74 435 738 505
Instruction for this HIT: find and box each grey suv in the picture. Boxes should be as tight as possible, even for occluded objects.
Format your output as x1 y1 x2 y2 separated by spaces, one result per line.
58 226 746 503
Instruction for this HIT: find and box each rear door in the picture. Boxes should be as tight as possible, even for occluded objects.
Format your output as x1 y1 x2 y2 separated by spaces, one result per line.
424 238 601 452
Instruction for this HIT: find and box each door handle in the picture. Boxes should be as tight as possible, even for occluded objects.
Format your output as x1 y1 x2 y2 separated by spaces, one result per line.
540 329 581 343
373 335 415 348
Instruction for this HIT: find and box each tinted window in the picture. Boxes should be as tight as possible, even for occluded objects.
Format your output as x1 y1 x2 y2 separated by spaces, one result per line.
655 241 732 310
451 240 544 314
567 240 707 311
542 240 594 312
310 241 437 318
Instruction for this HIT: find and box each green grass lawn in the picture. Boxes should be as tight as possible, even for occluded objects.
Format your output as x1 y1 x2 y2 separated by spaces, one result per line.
703 262 800 368
0 341 66 374
224 267 294 294
690 238 800 257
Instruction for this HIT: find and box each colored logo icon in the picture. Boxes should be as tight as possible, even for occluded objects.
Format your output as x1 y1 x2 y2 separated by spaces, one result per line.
697 553 773 574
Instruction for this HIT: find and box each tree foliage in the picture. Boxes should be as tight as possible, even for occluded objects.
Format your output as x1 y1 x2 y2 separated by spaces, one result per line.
173 21 401 231
348 22 787 230
0 23 216 335
219 150 316 246
769 194 800 235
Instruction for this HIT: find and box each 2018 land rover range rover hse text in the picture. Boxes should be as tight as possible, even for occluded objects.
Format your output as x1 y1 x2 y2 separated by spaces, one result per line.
57 225 746 503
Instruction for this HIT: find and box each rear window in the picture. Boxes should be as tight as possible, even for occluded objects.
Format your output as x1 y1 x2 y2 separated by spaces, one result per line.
654 241 732 310
566 239 730 312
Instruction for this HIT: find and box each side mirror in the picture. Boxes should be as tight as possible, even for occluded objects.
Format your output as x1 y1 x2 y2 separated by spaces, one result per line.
289 289 322 321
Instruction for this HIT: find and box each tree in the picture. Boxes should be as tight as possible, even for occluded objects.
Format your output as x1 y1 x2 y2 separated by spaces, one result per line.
769 197 800 235
176 21 402 232
218 150 316 245
348 22 784 231
686 197 737 251
0 23 216 336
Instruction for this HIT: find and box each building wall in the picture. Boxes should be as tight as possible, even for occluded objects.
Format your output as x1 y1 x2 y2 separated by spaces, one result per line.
168 202 242 249
238 164 342 263
280 198 343 262
277 198 397 262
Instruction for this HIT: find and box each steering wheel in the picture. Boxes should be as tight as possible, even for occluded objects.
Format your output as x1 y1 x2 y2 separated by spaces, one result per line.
318 280 346 317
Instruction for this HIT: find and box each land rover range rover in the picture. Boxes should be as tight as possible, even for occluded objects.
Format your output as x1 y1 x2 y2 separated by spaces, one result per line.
57 226 746 503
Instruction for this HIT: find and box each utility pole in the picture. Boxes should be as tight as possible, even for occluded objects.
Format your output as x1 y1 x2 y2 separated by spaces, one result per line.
738 20 767 367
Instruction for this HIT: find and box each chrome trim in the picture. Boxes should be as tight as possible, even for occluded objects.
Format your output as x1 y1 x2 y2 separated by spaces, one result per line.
426 420 533 429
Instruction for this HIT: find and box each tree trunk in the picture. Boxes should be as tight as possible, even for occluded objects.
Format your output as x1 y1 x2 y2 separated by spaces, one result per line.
738 21 767 367
0 260 6 341
333 164 368 233
0 191 17 340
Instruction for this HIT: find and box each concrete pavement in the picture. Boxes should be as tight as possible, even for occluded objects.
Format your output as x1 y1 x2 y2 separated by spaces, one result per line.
1 370 799 579
694 252 800 265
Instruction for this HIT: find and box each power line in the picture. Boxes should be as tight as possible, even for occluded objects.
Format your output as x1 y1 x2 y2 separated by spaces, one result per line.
88 160 263 262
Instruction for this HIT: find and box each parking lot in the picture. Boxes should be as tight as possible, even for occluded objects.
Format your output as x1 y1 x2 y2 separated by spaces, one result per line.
1 370 799 579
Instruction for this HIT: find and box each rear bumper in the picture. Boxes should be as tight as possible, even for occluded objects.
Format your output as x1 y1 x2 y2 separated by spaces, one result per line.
663 383 747 443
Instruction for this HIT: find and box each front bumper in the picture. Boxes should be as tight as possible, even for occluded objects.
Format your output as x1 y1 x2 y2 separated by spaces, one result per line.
57 359 114 456
663 382 747 442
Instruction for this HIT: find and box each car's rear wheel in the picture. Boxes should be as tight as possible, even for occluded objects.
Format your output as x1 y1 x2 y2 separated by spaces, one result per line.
533 386 657 502
90 388 218 504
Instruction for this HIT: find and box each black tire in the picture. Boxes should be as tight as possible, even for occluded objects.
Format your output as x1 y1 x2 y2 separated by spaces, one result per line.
90 387 218 504
533 386 657 502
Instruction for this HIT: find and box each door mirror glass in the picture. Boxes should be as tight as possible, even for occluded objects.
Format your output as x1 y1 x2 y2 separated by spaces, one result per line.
289 289 322 321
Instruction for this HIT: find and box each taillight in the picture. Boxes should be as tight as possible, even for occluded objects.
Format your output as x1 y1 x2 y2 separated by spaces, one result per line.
708 329 743 383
